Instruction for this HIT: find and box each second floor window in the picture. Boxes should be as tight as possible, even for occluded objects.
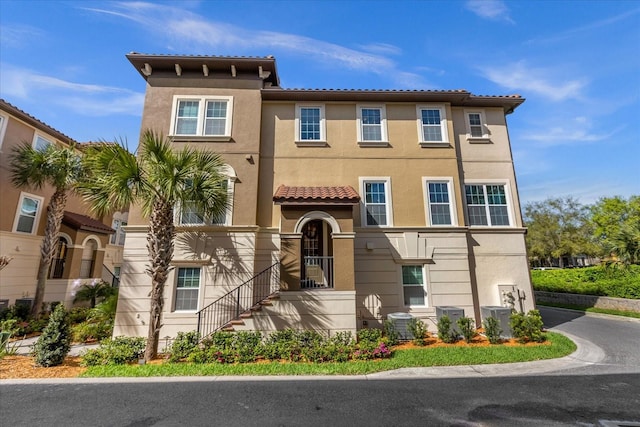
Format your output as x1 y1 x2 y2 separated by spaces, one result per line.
357 105 387 143
361 178 392 226
14 193 43 234
417 105 448 144
426 181 453 226
465 184 510 226
297 106 324 141
171 96 233 137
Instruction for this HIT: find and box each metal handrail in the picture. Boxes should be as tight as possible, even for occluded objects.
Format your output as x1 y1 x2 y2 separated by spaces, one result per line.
196 263 280 339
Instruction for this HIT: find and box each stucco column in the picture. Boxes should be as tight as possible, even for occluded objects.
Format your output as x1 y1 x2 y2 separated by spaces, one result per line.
93 249 106 279
332 232 355 291
65 246 84 280
279 233 301 291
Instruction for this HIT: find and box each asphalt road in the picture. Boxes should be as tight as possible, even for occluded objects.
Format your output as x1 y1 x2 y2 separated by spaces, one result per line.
1 307 639 427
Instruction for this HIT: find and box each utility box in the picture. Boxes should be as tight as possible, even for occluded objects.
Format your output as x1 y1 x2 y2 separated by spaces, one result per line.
387 312 414 340
435 306 464 334
15 298 33 310
481 306 513 338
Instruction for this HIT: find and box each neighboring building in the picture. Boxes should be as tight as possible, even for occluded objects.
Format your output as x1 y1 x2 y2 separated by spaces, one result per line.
113 54 534 338
0 99 125 310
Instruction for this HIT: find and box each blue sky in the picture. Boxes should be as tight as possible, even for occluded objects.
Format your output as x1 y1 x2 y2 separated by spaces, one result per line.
1 0 638 205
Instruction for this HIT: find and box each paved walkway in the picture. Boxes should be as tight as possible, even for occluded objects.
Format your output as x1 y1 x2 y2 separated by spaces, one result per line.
9 335 99 357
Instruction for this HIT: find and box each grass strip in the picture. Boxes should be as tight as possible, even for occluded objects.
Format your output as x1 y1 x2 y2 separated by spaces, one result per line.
82 332 575 378
537 302 640 319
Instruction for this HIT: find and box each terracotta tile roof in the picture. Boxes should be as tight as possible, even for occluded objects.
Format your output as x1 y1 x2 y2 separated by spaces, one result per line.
62 211 115 235
273 185 360 205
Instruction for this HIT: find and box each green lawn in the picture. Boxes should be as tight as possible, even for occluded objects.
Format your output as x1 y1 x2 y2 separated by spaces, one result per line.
82 332 575 377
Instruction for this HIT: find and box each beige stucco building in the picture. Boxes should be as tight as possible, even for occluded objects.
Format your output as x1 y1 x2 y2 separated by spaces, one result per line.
0 99 125 311
113 54 534 339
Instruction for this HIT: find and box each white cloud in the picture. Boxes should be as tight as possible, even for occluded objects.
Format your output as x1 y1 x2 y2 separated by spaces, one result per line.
0 64 143 116
465 0 514 24
480 61 587 101
0 24 45 49
519 177 636 205
87 2 433 89
517 115 623 146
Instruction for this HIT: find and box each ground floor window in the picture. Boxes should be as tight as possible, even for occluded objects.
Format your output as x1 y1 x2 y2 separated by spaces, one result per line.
175 267 200 311
402 265 427 306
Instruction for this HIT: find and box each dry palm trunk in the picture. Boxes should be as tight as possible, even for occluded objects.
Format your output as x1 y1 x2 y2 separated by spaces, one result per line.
32 189 67 318
144 200 175 362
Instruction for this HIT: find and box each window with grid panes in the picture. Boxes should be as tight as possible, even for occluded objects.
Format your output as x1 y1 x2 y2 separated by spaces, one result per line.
175 267 200 311
465 184 510 226
403 265 427 306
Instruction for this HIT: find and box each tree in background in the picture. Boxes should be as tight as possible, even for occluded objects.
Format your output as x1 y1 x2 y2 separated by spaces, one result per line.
10 143 84 318
524 197 597 267
79 130 229 361
590 196 640 265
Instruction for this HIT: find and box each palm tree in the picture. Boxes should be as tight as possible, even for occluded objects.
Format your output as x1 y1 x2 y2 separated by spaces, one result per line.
10 143 83 318
79 130 228 361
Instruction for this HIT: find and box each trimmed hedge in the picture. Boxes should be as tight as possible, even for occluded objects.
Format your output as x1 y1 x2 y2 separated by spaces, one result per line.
531 265 640 299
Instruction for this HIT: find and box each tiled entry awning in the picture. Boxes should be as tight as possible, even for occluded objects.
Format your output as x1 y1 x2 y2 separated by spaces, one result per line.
273 185 360 205
62 211 115 235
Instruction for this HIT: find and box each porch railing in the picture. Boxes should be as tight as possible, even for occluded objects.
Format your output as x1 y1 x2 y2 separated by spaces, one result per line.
301 256 334 289
197 263 280 339
101 265 120 287
49 259 65 279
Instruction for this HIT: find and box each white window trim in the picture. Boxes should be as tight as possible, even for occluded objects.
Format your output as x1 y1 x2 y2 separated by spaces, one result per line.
172 266 202 312
32 133 53 151
295 104 326 145
175 165 236 227
464 179 514 227
416 104 449 146
0 112 8 152
169 95 233 139
359 176 393 227
357 104 388 145
13 192 44 234
401 264 430 308
422 177 458 226
464 109 491 143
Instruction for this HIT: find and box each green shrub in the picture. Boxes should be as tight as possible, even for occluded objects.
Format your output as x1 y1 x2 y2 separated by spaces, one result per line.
531 265 640 299
72 320 112 342
408 318 429 346
358 327 383 345
67 307 91 324
262 329 302 361
457 316 477 343
483 316 503 344
232 331 263 363
32 304 71 367
510 309 545 343
437 315 458 343
167 331 201 362
382 320 400 346
81 336 146 366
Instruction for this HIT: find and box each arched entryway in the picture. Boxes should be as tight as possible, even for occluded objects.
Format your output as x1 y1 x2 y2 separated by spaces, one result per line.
80 238 98 278
300 219 334 288
49 236 70 279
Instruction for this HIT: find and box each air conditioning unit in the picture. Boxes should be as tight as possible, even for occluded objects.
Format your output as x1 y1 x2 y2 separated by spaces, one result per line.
481 306 513 338
435 306 464 334
387 312 414 340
